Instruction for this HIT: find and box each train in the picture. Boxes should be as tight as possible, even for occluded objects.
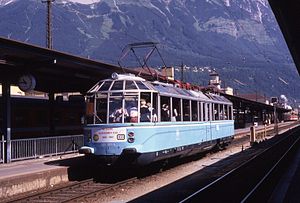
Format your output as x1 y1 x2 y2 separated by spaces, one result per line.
79 73 234 165
0 95 85 139
284 110 299 121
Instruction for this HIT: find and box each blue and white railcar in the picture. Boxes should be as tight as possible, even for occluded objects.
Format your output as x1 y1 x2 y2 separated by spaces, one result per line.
79 73 234 165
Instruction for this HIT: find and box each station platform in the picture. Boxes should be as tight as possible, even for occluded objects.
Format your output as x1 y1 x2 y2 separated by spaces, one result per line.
0 122 298 201
0 154 87 201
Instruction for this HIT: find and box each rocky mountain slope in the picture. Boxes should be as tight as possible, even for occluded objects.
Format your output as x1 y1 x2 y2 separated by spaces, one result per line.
0 0 299 104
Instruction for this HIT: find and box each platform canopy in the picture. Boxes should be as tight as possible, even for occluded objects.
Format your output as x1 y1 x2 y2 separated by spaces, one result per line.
0 37 165 93
268 0 300 75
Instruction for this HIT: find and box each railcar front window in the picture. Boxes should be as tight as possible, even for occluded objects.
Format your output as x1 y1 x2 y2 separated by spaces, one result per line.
111 81 124 90
125 80 138 90
85 97 94 124
99 81 112 91
125 96 138 123
95 97 107 123
109 97 125 123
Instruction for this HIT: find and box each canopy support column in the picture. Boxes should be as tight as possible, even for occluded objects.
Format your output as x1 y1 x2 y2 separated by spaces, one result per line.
2 81 11 163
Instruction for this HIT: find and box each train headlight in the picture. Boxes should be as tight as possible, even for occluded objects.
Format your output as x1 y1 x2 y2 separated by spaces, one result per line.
128 132 134 137
127 131 135 143
93 134 99 141
128 137 135 143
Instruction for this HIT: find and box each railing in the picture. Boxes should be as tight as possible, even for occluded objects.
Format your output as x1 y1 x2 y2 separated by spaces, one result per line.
9 135 83 161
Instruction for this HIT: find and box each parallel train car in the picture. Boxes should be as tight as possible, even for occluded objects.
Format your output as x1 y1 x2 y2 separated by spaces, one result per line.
79 73 234 165
284 111 299 121
0 96 85 139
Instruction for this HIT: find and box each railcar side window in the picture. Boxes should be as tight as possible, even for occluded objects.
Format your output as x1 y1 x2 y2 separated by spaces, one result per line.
229 106 233 120
220 104 224 120
140 92 152 122
136 81 148 90
172 97 181 121
183 99 190 121
192 100 198 121
203 103 206 121
208 103 212 121
161 96 171 121
151 93 158 122
199 102 203 121
221 104 227 120
214 103 219 120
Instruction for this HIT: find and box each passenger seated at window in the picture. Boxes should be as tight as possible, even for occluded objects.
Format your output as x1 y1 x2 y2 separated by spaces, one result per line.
220 111 227 120
140 99 150 122
147 102 157 122
129 106 138 123
171 108 178 121
110 107 128 123
161 104 170 121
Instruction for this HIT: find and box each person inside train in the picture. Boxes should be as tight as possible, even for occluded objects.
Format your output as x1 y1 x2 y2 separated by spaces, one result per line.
147 102 158 122
140 99 150 122
129 106 138 123
110 107 128 123
171 108 178 121
161 104 170 121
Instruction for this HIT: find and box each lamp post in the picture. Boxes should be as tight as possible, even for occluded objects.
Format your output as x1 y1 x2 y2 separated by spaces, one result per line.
271 97 278 135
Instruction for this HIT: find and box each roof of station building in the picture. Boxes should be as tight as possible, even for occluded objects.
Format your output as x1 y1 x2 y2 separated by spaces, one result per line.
0 37 166 93
268 0 300 75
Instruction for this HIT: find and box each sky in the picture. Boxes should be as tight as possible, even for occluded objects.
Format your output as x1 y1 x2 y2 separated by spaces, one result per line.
69 0 99 4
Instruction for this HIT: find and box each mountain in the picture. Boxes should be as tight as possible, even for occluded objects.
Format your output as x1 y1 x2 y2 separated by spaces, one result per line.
0 0 299 105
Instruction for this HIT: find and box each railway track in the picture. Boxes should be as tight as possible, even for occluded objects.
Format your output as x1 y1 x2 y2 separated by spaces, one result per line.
179 125 300 203
6 177 137 203
5 122 299 203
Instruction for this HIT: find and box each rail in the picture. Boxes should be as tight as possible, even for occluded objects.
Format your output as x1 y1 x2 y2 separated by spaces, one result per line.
179 126 300 202
9 134 83 161
8 177 137 202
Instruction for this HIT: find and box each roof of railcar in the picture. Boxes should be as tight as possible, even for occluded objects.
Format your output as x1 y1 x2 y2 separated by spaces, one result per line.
88 74 232 104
